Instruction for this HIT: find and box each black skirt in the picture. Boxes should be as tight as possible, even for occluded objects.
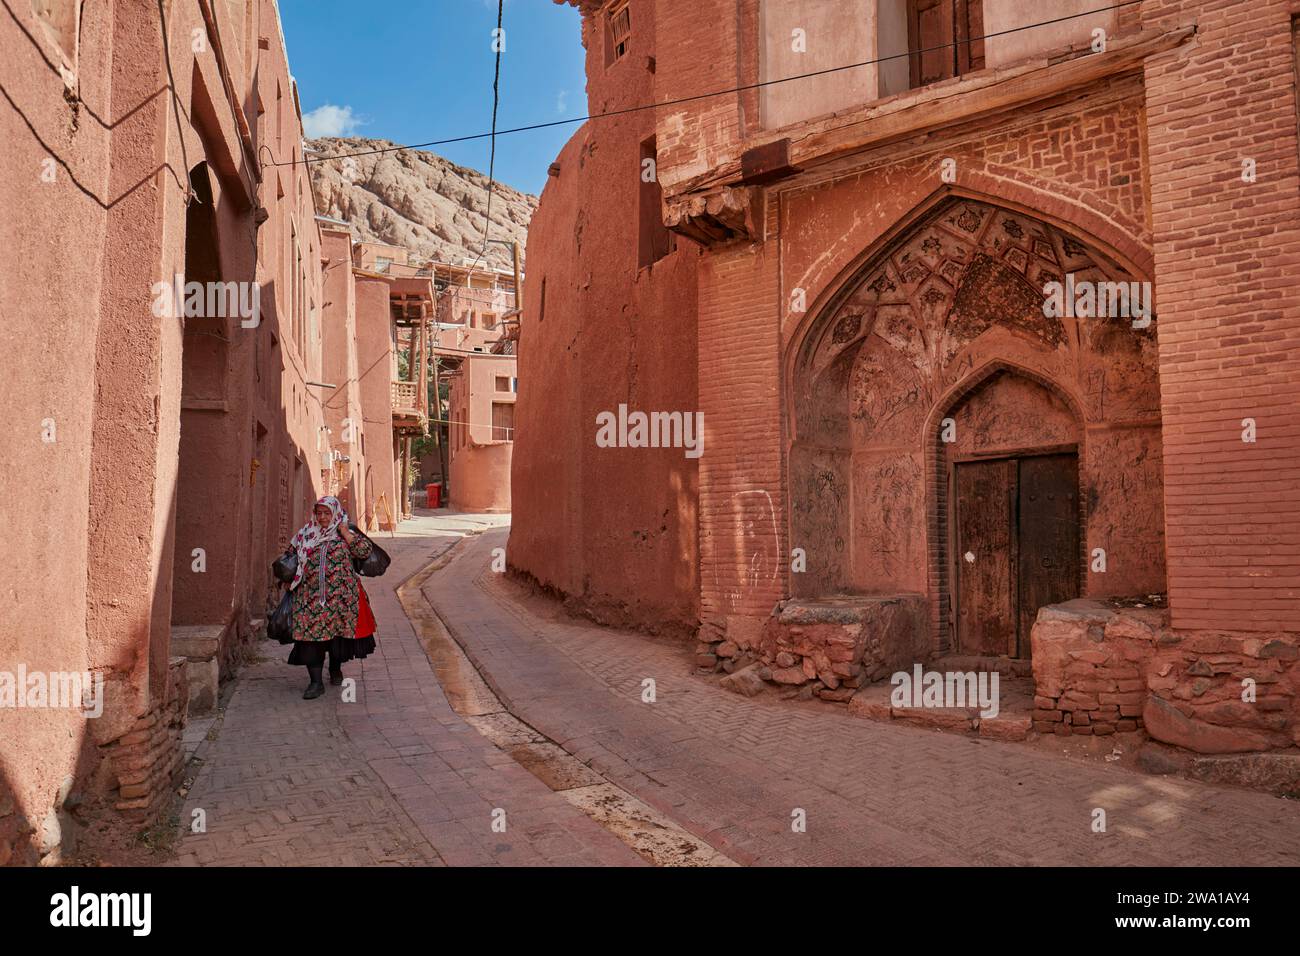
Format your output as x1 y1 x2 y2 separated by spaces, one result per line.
287 635 377 667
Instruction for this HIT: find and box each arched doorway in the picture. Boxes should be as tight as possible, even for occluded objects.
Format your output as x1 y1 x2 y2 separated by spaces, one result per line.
788 196 1165 659
935 364 1085 659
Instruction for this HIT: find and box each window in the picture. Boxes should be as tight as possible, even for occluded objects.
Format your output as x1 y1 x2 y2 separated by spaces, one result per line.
495 375 511 392
638 136 675 268
491 402 515 442
483 312 497 329
907 0 984 90
375 256 392 273
605 1 631 67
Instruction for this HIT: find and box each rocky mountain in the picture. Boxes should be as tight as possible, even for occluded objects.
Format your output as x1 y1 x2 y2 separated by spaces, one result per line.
306 136 537 272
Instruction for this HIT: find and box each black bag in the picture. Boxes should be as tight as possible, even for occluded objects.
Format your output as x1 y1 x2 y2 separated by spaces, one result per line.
268 590 294 644
349 525 391 577
272 548 297 583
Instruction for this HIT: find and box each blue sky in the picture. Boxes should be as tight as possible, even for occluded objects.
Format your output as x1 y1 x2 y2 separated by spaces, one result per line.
279 0 588 196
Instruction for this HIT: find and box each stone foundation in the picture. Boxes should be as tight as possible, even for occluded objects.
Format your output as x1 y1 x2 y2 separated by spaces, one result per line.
101 656 190 822
1032 600 1298 752
172 625 224 715
704 595 928 702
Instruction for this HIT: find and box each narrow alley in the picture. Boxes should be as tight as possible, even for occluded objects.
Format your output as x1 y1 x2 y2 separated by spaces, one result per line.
4 0 1299 936
171 513 1300 869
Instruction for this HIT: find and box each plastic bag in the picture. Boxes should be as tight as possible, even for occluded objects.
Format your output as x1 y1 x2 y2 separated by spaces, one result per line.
349 525 391 577
268 590 293 644
272 549 297 584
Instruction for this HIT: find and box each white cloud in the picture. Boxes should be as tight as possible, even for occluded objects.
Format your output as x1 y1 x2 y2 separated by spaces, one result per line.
555 90 568 114
302 104 364 138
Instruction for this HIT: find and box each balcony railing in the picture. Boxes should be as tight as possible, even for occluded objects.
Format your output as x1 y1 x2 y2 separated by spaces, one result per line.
391 380 419 412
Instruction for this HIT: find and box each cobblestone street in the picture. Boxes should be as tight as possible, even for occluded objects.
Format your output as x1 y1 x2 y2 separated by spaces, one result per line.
173 513 1300 868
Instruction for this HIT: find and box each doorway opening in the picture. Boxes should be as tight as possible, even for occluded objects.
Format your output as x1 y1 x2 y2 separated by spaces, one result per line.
171 161 234 627
952 450 1079 659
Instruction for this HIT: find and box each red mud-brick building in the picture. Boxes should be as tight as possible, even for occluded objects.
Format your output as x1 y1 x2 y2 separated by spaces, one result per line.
0 1 404 864
513 0 1300 751
350 240 519 515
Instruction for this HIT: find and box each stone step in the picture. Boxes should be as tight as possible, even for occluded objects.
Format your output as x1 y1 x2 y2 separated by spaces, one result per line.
847 675 1036 741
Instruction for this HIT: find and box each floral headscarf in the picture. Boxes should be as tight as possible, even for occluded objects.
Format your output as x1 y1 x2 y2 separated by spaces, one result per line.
289 496 348 604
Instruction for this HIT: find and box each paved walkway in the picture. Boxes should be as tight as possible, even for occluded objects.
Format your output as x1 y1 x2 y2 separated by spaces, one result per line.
173 514 641 867
172 512 1300 867
424 525 1300 867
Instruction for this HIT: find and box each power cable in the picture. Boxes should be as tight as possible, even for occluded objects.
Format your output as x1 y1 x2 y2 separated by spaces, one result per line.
462 0 505 278
268 0 1142 170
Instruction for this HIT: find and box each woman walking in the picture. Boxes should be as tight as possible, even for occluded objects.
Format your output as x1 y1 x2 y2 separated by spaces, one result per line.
286 495 373 699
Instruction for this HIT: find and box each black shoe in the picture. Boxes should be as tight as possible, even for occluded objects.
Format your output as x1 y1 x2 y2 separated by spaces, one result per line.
303 682 325 699
329 670 344 686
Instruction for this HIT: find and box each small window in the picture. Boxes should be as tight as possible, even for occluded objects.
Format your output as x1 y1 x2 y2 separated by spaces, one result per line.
492 402 515 442
495 375 510 392
483 312 497 329
605 1 631 67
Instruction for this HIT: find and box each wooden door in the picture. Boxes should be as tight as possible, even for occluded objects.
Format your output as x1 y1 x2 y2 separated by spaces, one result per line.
908 0 985 89
1015 453 1079 657
955 459 1016 656
955 0 985 75
909 0 956 88
954 452 1080 658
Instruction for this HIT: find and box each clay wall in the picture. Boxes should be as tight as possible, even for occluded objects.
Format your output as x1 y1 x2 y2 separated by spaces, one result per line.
511 0 701 635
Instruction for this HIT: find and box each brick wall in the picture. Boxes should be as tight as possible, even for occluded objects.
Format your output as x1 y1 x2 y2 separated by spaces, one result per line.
1143 0 1300 632
511 0 702 635
697 201 784 626
653 0 746 189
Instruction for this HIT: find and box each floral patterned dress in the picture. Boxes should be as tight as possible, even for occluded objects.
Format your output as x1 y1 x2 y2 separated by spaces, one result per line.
291 535 373 642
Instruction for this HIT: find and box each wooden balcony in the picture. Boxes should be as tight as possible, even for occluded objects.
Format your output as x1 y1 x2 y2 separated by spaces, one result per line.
391 380 425 434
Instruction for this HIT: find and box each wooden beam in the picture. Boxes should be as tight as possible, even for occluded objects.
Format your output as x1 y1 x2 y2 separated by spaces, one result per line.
740 138 799 185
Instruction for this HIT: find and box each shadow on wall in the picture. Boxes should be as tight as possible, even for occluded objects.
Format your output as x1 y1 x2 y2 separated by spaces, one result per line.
0 703 111 866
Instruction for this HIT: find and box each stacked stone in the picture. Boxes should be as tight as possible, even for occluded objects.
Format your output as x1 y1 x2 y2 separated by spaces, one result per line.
1032 600 1300 752
106 657 190 821
754 623 866 702
1033 607 1161 736
694 617 727 672
1031 641 1144 736
1144 632 1299 753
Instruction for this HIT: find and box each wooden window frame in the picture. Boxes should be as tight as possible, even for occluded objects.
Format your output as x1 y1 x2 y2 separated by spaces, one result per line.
907 0 985 90
605 1 631 68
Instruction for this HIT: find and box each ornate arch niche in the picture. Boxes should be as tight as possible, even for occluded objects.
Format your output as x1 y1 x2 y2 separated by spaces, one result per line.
788 197 1165 649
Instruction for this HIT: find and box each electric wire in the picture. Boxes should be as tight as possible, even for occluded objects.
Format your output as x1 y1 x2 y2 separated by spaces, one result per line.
267 0 1142 170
